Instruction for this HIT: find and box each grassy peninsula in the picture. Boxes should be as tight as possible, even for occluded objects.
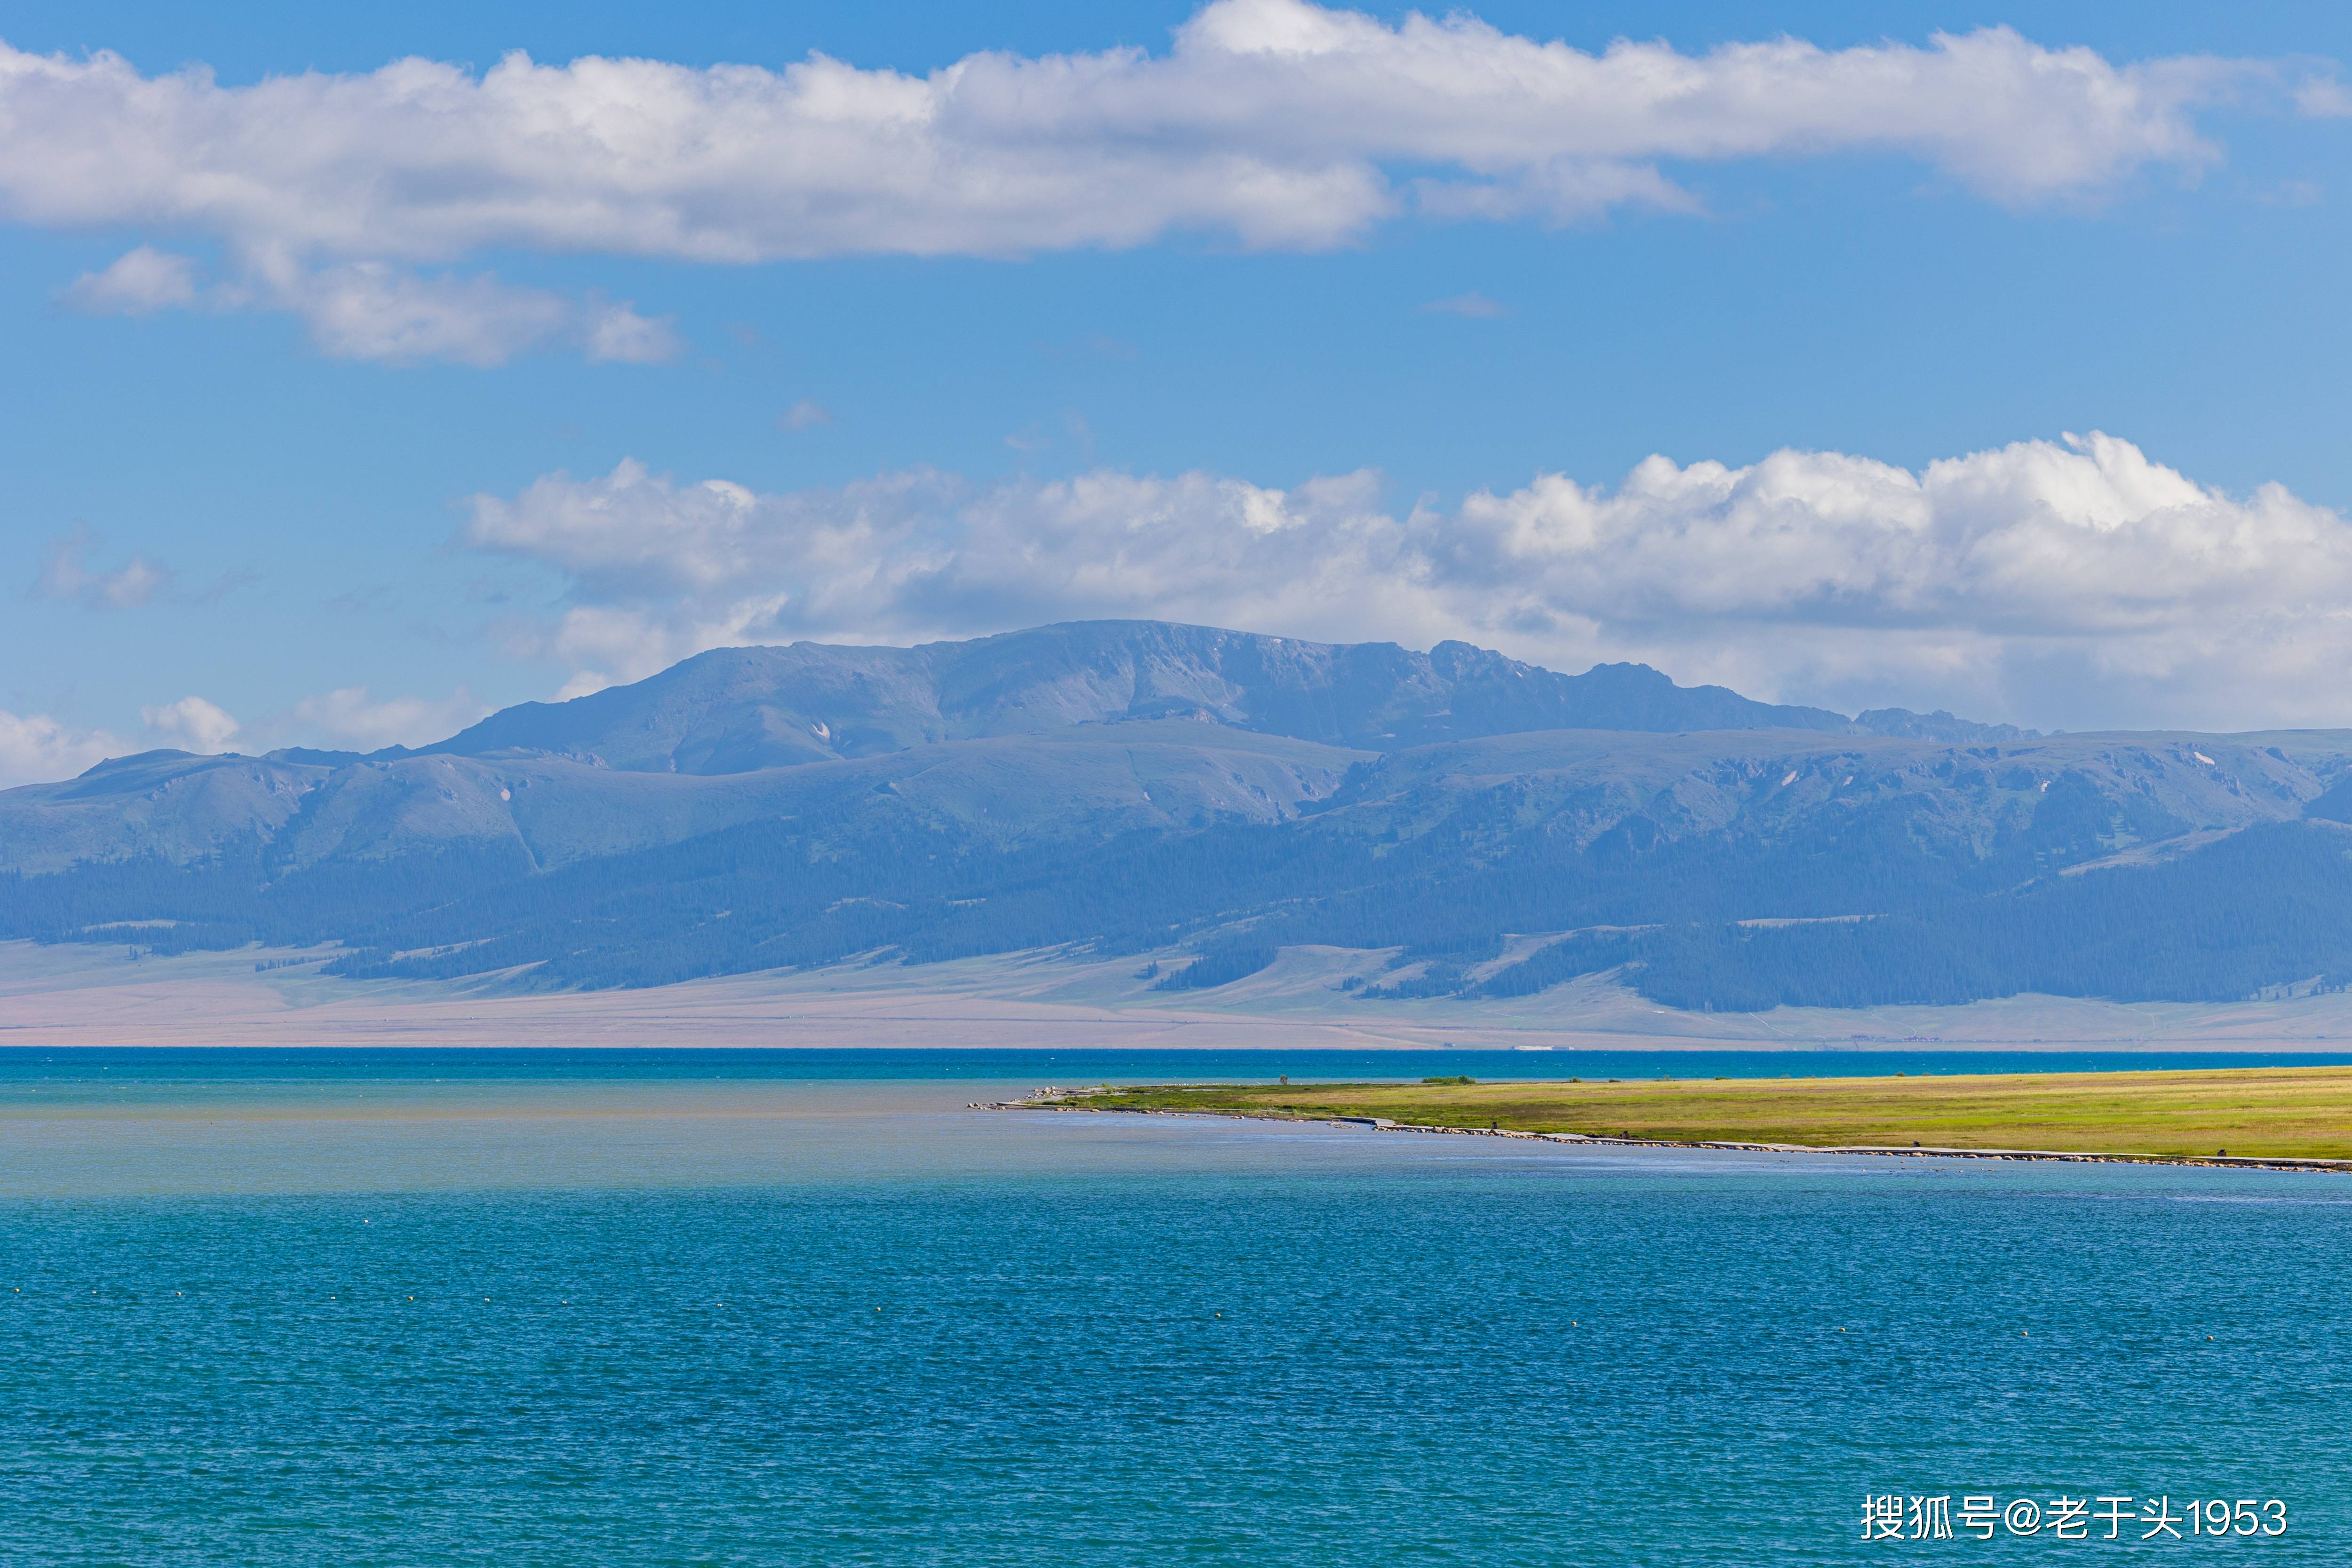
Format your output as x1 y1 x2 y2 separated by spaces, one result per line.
1044 1066 2352 1162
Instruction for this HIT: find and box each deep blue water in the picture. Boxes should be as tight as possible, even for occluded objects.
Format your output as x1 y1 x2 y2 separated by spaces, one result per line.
3 1050 2347 1563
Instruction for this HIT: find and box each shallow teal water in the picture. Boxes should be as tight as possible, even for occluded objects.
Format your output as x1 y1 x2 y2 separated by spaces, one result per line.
3 1051 2346 1563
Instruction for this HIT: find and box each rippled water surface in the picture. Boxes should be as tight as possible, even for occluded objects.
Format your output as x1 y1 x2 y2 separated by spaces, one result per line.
3 1049 2346 1564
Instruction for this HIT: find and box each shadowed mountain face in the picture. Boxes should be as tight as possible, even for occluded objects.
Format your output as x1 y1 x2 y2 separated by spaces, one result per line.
0 622 1998 875
0 724 1361 875
411 621 1859 774
3 620 2345 1012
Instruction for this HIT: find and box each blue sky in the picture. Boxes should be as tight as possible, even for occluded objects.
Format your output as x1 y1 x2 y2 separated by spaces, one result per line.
3 0 2352 779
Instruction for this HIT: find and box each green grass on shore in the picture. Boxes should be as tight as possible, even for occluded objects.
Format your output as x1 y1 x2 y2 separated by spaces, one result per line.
1050 1067 2352 1160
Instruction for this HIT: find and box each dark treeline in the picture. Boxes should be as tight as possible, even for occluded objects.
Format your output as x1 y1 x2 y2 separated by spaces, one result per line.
1153 939 1281 991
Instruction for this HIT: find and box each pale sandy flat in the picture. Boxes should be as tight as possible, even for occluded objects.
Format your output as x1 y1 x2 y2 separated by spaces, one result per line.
7 939 2352 1051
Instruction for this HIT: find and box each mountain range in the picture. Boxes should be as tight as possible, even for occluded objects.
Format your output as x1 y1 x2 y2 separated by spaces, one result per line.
4 619 2347 1012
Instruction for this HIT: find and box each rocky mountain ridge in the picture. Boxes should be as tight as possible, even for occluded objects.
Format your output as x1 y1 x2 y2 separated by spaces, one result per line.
4 621 2345 1012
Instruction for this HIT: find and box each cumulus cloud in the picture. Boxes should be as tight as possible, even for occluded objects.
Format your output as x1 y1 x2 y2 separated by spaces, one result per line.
0 710 121 788
61 244 197 314
466 459 1412 687
462 434 2352 732
279 685 493 750
35 524 173 607
56 247 683 366
2296 77 2352 118
140 695 241 753
578 295 684 365
259 261 678 367
0 2 2317 358
776 399 833 431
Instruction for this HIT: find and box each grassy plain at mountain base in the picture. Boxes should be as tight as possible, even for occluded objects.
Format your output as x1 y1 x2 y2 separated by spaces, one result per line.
1053 1067 2352 1160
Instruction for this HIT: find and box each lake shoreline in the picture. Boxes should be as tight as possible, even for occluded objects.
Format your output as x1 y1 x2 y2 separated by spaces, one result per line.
992 1099 2352 1174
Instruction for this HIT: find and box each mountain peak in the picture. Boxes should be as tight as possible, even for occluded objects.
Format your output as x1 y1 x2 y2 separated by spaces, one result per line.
418 620 1854 776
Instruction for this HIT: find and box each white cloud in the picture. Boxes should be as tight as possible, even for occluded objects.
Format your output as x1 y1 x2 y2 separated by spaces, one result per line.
0 710 121 788
51 240 680 366
777 398 833 431
4 688 494 787
0 1 2313 361
266 261 572 367
1428 434 2352 726
579 295 683 365
140 695 241 753
61 244 196 313
35 524 172 607
463 434 2352 732
466 459 1413 685
2296 77 2352 118
258 261 677 366
278 685 494 750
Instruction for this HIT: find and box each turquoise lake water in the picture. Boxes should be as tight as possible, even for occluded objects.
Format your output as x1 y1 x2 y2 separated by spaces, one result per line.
4 1048 2348 1564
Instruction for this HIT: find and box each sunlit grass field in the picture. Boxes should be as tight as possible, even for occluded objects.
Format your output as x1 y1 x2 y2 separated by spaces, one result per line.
1055 1067 2352 1160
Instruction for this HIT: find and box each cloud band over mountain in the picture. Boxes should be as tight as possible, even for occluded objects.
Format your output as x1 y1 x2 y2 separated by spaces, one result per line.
466 433 2352 733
